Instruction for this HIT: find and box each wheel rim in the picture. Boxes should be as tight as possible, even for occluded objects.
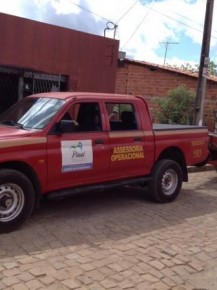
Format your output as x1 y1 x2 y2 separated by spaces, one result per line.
161 168 178 196
0 183 25 222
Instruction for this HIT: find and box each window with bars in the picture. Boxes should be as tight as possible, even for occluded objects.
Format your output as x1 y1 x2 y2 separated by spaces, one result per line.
0 66 69 113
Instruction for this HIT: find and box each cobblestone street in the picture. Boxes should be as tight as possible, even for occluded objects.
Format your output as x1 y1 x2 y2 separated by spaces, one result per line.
1 170 217 290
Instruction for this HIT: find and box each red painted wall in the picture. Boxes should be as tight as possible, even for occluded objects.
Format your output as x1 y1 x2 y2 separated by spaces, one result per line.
0 13 119 93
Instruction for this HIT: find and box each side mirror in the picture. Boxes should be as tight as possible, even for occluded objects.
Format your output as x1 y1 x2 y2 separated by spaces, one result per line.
57 120 79 133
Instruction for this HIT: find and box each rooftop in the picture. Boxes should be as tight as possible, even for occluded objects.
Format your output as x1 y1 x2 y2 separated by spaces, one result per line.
123 58 217 83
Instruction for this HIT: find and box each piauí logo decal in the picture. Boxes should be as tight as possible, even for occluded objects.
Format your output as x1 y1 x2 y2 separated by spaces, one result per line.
70 142 85 158
71 142 83 151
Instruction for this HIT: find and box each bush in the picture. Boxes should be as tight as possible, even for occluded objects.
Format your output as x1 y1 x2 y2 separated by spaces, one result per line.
156 85 195 125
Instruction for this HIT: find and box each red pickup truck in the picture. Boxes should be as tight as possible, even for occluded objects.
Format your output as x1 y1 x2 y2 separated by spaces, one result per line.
0 92 212 233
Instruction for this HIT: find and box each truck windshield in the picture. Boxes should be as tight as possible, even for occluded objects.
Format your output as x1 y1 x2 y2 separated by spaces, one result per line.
0 97 65 129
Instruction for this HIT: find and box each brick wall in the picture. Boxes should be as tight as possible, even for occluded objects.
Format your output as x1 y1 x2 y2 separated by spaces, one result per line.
115 60 217 132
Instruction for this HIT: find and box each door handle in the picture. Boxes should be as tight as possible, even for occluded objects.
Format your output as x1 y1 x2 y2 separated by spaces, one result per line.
95 139 104 144
134 137 141 141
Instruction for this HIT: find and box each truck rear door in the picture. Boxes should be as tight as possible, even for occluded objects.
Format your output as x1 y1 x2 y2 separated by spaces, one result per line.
106 100 147 179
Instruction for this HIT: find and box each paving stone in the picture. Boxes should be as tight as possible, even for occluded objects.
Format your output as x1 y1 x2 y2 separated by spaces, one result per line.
67 266 83 278
137 281 152 289
148 260 165 270
161 259 175 267
1 171 217 290
19 257 38 264
52 261 66 270
39 275 55 285
118 279 134 289
137 262 153 272
0 281 6 290
26 279 43 290
80 263 95 271
99 266 113 276
188 261 204 272
170 275 184 284
100 278 117 289
2 277 20 287
28 267 46 277
76 274 92 285
162 277 177 287
12 283 29 290
171 257 185 265
61 279 80 289
91 258 110 268
3 268 20 277
77 249 93 257
55 269 70 281
65 253 81 260
142 273 159 283
108 263 124 272
3 262 18 269
109 273 124 283
171 286 189 290
86 283 105 290
149 268 164 279
150 281 171 290
88 270 105 282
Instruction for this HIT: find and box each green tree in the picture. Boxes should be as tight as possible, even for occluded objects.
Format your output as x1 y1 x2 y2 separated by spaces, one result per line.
180 63 198 73
156 85 195 125
168 60 217 76
209 60 217 76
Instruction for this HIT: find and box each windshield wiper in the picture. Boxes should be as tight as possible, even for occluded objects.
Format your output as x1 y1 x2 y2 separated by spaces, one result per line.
0 120 24 129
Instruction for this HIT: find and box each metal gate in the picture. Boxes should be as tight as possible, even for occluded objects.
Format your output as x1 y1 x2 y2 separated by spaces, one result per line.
23 71 67 96
0 66 68 113
0 67 19 113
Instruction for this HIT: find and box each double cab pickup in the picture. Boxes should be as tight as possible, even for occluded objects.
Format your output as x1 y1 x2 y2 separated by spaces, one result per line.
0 92 210 233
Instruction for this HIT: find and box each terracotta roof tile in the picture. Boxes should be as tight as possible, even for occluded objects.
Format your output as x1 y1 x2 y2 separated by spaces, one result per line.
124 58 217 82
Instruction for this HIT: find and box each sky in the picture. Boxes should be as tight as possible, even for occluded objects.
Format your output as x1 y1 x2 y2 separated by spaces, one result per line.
0 0 217 68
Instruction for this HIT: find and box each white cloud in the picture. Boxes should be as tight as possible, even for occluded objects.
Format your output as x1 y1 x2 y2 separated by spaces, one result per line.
0 0 216 66
0 0 26 15
113 0 206 61
50 0 81 15
82 0 210 64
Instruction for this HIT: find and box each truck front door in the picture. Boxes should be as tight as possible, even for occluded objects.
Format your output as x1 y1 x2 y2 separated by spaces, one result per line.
47 101 110 191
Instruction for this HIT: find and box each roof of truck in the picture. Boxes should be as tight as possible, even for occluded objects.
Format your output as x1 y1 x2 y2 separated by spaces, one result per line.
27 92 139 101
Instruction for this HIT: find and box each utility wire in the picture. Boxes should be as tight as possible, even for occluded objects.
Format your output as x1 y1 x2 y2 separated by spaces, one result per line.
148 6 204 34
121 6 152 49
70 1 111 22
114 0 139 42
70 0 217 42
140 2 217 41
115 0 138 24
170 6 217 38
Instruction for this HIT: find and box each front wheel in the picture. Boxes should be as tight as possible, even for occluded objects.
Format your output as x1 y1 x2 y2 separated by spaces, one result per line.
0 169 35 234
148 159 183 203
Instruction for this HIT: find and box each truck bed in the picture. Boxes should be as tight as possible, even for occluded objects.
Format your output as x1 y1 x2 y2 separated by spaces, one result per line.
153 123 207 131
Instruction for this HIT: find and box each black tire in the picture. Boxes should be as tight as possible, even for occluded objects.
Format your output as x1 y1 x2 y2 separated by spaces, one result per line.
148 159 183 203
0 169 35 234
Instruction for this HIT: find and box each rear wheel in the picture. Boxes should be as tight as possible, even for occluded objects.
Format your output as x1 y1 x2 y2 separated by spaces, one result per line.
148 159 183 203
0 169 35 233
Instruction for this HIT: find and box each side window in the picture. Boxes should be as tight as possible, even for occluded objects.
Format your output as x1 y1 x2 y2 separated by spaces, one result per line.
106 103 138 131
74 102 102 132
54 102 102 134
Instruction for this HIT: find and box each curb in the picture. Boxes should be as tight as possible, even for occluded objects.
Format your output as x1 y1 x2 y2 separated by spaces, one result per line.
187 164 216 173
